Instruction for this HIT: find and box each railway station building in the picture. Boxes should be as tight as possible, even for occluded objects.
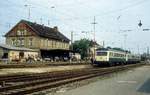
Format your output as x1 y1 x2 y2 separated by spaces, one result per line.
4 20 70 61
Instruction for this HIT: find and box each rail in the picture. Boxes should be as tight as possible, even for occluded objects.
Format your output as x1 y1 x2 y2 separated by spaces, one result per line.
0 63 144 95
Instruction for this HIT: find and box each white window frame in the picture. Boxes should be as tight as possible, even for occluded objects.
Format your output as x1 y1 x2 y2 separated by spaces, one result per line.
29 38 33 46
17 30 21 35
18 38 24 46
11 39 15 45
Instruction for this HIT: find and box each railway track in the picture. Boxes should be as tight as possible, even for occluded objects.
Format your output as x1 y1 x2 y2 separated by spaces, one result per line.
0 63 143 95
0 62 89 68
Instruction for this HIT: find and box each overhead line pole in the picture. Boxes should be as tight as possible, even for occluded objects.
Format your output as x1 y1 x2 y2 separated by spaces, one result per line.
24 4 31 20
49 6 55 26
71 31 73 51
91 16 97 59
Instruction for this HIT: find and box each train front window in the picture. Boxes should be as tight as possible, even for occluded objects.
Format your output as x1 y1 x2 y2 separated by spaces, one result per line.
96 52 107 56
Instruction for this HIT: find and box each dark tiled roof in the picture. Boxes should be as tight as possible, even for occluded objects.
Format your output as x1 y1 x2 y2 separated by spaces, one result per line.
21 20 70 42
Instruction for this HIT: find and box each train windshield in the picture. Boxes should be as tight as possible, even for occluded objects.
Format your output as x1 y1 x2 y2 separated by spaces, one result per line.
96 52 107 56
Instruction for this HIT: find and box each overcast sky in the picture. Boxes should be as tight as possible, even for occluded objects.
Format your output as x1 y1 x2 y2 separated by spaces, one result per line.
0 0 150 54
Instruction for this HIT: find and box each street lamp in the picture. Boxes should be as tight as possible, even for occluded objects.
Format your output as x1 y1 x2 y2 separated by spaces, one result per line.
138 20 142 27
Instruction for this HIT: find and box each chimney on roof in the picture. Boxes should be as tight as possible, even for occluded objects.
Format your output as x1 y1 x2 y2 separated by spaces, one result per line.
42 24 45 28
34 21 37 24
53 26 58 32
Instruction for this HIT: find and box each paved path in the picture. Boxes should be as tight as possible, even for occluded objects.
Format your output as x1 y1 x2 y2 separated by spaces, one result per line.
54 65 150 95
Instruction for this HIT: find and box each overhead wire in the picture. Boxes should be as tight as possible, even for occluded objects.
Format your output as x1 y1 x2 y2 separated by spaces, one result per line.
0 0 149 33
2 0 150 21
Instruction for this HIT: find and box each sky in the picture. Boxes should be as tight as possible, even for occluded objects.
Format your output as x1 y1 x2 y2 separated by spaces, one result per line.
0 0 150 54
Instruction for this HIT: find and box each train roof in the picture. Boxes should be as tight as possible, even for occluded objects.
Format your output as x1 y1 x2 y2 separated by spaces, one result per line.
96 48 130 53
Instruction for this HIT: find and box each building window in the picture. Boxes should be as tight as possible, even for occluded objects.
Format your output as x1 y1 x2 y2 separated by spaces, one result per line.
54 41 56 48
67 44 68 48
29 38 33 46
41 39 43 46
18 38 24 46
17 30 26 36
52 40 54 48
23 30 27 35
65 43 67 49
11 39 15 45
17 30 21 35
46 39 48 47
49 40 52 47
20 38 24 46
56 41 57 48
61 42 63 48
57 42 60 48
44 39 47 47
63 43 65 48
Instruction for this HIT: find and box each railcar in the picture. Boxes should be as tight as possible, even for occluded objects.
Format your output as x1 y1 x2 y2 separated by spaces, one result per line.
92 48 126 66
126 53 141 64
92 48 141 66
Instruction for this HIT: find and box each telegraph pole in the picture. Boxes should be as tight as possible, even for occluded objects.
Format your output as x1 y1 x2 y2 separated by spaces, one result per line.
6 23 11 28
147 46 149 56
40 18 43 24
124 34 127 50
91 16 97 59
137 45 140 55
71 31 73 50
48 20 50 26
91 16 97 43
102 41 105 48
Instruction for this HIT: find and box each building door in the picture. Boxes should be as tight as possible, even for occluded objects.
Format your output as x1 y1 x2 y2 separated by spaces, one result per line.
2 53 8 58
19 51 24 58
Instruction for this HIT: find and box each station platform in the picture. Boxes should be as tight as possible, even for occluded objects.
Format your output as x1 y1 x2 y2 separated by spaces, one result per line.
53 65 150 95
0 64 91 76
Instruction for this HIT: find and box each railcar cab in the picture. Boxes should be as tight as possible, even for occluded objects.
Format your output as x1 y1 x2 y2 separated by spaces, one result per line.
92 49 109 66
96 51 108 61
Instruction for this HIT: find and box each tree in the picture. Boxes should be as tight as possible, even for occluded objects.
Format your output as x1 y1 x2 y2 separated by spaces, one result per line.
72 39 91 59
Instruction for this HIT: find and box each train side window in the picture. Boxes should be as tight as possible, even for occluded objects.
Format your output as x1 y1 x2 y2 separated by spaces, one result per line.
97 52 107 56
109 52 113 56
